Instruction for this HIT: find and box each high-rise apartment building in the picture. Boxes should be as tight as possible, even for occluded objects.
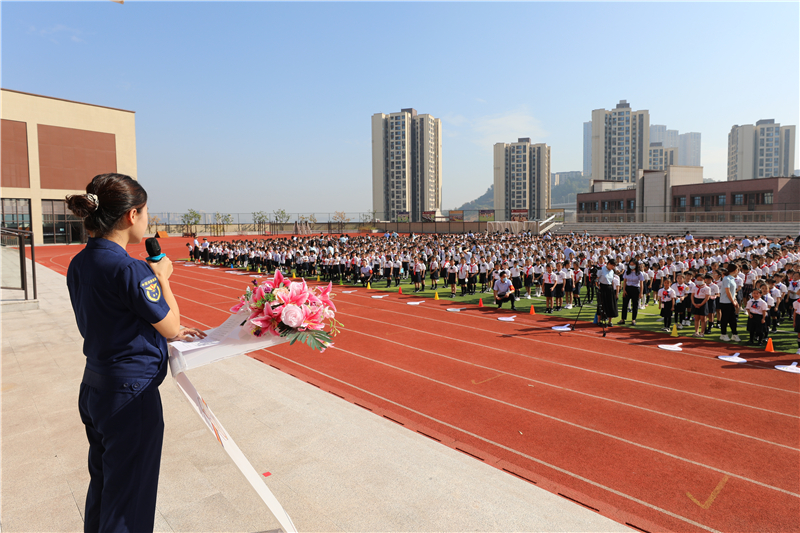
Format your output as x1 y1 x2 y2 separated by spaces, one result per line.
648 142 679 171
372 108 442 221
583 121 592 178
678 132 702 166
727 119 796 181
650 125 679 148
493 138 550 220
590 100 650 183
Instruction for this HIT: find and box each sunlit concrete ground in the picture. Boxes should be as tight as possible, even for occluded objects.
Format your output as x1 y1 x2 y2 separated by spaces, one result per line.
1 262 632 532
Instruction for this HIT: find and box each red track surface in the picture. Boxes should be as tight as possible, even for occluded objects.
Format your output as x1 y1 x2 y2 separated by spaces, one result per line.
38 238 800 533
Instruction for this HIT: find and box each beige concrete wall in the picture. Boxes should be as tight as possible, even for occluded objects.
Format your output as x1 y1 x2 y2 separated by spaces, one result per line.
371 113 386 217
0 89 137 244
493 143 506 216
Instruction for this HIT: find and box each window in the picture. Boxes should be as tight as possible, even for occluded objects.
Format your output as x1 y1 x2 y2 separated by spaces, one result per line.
628 199 635 210
2 198 31 231
675 196 686 208
594 202 599 211
734 194 743 205
718 195 726 206
580 203 585 211
693 196 702 207
603 202 609 211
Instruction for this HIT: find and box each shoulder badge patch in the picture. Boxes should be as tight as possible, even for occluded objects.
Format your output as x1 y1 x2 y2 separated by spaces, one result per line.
140 276 162 303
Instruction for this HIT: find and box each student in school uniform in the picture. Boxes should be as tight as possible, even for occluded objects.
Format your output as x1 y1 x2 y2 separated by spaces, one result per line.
584 260 595 303
412 256 426 292
493 270 517 311
746 287 768 345
383 254 394 288
468 257 479 295
571 260 583 307
523 259 534 299
447 259 459 298
429 257 440 291
392 255 402 287
553 261 566 311
671 273 690 329
706 273 720 334
457 257 469 297
479 256 489 293
619 260 644 326
534 259 545 298
690 274 711 337
509 260 522 301
767 278 782 333
543 263 556 314
658 282 678 332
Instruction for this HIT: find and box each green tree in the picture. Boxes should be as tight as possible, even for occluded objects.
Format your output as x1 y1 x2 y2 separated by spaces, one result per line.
181 209 201 235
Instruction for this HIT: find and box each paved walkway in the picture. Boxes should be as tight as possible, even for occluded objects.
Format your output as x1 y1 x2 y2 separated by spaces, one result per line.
1 263 632 532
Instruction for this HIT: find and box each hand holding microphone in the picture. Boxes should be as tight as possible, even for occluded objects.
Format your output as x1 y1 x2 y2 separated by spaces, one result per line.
146 236 173 280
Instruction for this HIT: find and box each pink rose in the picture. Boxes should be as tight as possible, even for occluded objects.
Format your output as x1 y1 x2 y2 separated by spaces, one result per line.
281 304 304 329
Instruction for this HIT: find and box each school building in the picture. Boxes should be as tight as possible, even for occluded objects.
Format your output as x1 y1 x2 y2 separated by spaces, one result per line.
1 89 137 245
576 167 800 224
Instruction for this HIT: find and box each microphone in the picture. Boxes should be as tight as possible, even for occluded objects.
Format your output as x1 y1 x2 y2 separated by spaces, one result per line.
145 236 166 262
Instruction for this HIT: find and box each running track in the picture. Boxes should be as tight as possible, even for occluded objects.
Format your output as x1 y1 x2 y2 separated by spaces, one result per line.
37 239 800 533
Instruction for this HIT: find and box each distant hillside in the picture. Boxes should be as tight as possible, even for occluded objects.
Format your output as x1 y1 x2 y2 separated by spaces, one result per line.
453 184 494 211
551 174 591 204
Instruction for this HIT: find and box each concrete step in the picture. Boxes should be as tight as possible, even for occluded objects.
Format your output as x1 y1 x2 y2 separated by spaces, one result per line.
555 222 800 239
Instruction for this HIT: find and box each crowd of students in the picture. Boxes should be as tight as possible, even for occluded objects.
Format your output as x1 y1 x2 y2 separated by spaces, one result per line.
186 231 800 354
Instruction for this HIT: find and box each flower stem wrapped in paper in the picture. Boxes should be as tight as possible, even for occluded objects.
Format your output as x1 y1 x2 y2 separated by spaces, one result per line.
231 270 341 351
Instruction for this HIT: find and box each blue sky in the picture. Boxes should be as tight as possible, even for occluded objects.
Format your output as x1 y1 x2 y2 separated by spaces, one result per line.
3 1 798 215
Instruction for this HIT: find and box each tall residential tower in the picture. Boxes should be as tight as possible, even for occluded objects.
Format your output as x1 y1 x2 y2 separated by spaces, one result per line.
372 108 442 221
590 100 650 184
493 138 550 220
727 119 796 181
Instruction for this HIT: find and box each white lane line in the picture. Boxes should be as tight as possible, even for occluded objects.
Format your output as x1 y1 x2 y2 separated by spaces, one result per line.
339 293 799 395
258 348 725 533
337 320 798 451
171 295 799 497
166 278 799 416
275 344 800 498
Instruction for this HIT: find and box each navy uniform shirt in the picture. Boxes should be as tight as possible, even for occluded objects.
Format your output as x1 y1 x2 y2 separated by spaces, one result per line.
67 238 171 380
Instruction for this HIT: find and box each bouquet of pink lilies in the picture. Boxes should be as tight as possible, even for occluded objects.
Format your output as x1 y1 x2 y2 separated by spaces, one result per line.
231 270 340 351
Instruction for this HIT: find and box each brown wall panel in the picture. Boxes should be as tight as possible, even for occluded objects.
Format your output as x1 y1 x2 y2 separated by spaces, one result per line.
1 119 30 188
38 124 116 190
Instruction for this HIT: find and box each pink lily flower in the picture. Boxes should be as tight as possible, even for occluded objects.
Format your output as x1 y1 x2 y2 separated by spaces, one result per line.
277 281 309 306
301 304 325 331
315 282 336 312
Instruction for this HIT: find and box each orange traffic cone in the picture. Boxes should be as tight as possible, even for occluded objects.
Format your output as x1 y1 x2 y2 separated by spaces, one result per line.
529 305 536 315
765 338 774 353
478 298 484 308
434 291 439 300
398 286 403 295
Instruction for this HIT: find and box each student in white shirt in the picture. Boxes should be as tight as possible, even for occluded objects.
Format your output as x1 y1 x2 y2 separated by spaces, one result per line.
468 257 479 296
542 263 556 314
658 283 678 332
690 274 711 337
746 287 768 345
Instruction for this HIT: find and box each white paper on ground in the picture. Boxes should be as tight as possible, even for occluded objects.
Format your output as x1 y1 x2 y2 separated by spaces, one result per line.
342 290 357 294
718 353 747 363
498 316 516 322
407 301 424 305
168 313 296 532
552 324 572 331
658 343 683 351
371 295 387 299
446 308 467 312
775 362 800 373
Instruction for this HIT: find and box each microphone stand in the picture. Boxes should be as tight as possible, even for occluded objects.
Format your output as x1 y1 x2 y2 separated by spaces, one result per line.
594 282 608 337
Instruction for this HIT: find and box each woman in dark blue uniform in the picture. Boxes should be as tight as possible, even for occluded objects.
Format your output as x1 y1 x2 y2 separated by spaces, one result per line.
66 174 203 533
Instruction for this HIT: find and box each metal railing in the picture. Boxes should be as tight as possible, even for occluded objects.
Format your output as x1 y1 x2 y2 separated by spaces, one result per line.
1 228 37 301
575 208 800 224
